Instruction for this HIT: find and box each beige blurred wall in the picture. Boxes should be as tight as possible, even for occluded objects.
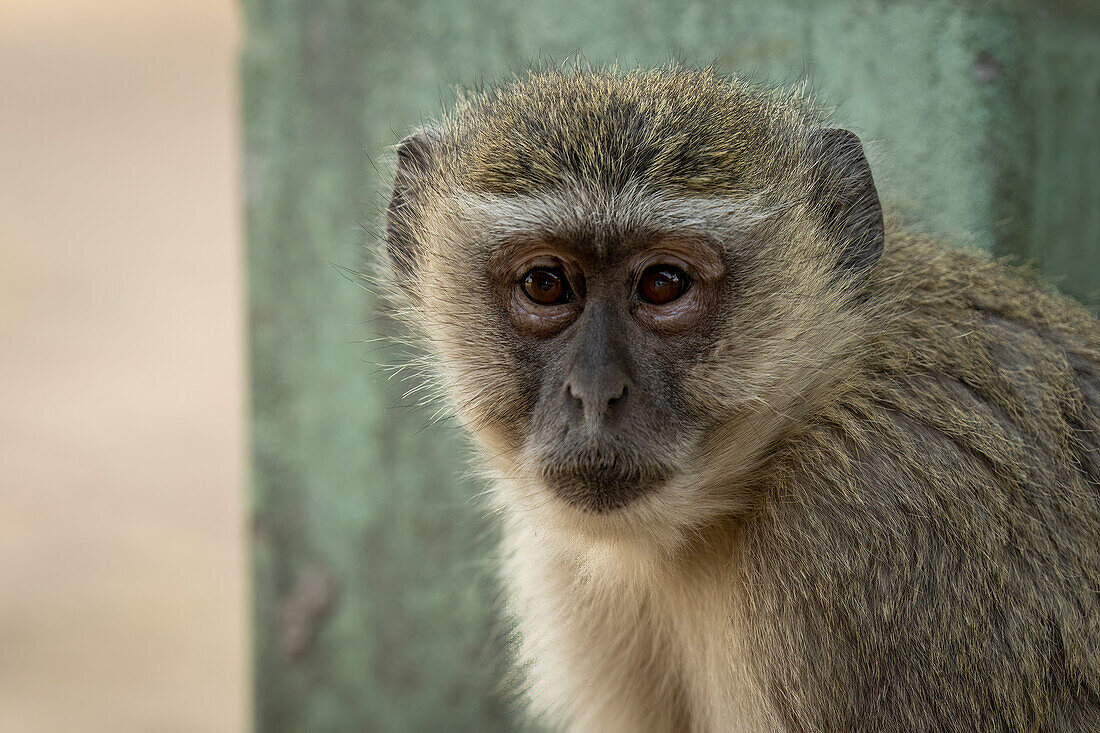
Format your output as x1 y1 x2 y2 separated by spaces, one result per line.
0 2 247 731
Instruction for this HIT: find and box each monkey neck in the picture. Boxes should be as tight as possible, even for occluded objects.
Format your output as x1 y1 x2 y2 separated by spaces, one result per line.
497 482 747 595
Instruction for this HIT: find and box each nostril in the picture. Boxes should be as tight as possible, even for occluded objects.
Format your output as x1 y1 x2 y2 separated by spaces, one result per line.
607 385 627 407
567 382 582 404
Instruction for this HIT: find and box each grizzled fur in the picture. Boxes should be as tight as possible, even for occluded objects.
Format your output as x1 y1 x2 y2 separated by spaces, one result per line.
747 237 1100 731
383 66 1100 731
453 71 813 195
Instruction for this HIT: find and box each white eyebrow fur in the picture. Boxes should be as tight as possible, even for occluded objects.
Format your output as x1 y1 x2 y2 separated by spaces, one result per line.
444 178 786 251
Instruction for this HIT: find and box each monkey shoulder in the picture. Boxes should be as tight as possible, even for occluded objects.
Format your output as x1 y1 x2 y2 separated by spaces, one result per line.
740 234 1100 731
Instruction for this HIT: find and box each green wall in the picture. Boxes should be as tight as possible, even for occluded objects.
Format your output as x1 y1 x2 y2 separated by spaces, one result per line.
244 1 1099 730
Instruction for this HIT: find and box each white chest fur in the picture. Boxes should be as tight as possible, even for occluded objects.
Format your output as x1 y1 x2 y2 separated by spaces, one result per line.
500 519 781 732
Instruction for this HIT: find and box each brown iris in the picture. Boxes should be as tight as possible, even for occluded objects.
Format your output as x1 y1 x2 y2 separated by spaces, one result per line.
522 267 570 305
639 265 689 304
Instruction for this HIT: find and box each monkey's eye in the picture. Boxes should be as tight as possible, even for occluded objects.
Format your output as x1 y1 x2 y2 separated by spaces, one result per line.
521 267 572 305
638 264 690 305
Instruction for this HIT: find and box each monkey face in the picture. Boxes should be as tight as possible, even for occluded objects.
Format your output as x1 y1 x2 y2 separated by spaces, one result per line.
407 185 808 524
485 228 726 513
399 176 875 536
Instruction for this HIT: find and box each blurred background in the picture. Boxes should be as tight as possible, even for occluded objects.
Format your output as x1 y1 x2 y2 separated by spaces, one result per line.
2 1 1097 732
0 1 246 731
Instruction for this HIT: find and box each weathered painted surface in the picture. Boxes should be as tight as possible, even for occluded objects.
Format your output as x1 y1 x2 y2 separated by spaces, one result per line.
244 1 1098 729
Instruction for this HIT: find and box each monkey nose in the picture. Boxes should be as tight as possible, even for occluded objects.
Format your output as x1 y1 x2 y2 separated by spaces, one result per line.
566 376 630 421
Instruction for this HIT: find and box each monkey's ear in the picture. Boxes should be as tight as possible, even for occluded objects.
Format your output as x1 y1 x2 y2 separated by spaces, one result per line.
386 130 440 290
808 128 884 274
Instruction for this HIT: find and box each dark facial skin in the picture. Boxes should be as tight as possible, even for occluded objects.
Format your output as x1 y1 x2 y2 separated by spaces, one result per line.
487 230 726 512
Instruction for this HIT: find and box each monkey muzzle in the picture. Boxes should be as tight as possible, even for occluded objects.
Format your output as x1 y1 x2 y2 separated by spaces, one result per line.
535 443 674 513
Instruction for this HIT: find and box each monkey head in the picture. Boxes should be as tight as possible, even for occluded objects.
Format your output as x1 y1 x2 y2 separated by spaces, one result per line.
385 68 884 543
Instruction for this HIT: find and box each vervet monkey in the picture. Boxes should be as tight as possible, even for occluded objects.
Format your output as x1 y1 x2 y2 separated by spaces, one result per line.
382 67 1100 731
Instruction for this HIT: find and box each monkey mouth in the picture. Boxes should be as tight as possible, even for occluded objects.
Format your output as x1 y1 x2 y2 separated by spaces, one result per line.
539 462 672 513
